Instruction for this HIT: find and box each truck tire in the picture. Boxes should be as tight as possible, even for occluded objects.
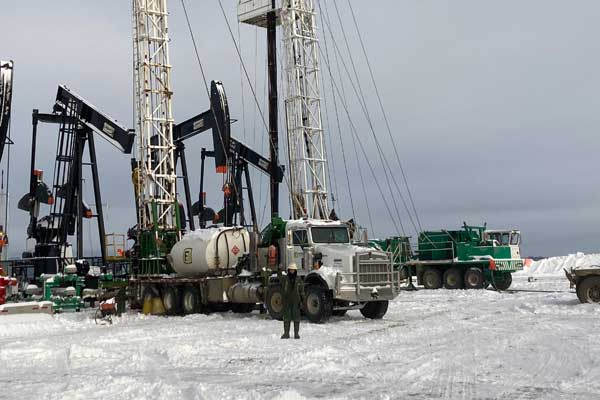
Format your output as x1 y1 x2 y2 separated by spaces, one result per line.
162 286 182 315
266 285 285 321
422 268 442 289
464 268 484 289
182 285 200 315
492 273 512 291
360 301 389 319
443 268 464 289
576 276 600 303
304 286 333 323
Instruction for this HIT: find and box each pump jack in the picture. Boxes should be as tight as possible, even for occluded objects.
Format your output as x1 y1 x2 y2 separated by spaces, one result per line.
173 80 284 232
18 86 134 278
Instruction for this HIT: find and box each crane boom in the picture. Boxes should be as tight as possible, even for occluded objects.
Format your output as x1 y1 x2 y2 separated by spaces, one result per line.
132 0 178 232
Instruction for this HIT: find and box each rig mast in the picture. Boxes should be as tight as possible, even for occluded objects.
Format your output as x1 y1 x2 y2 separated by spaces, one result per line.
281 0 329 220
239 0 330 220
132 0 180 271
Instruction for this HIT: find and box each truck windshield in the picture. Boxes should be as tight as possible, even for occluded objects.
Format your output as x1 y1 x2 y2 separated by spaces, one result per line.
311 227 350 244
488 232 510 246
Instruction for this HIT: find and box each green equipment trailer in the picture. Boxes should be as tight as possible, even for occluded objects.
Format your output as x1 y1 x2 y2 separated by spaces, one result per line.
370 224 524 290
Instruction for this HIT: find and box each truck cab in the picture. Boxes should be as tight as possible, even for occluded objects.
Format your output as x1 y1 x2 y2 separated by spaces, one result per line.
485 229 522 260
264 218 399 322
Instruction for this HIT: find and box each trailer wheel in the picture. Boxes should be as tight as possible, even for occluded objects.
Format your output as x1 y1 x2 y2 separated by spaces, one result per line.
576 276 600 303
360 300 389 319
304 286 333 323
162 286 182 315
266 285 285 321
422 268 442 289
464 268 484 289
182 286 200 315
443 268 464 289
492 273 512 291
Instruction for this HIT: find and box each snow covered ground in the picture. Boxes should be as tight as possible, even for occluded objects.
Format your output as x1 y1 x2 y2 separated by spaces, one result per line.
2 275 600 400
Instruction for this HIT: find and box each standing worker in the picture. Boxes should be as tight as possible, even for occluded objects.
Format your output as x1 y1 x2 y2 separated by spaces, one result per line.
279 263 305 339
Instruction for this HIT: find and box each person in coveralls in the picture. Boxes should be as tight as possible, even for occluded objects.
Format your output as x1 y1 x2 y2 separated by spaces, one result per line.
279 263 305 339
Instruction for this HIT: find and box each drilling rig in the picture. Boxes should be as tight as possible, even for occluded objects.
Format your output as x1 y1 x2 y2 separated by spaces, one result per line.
131 0 181 276
128 0 399 322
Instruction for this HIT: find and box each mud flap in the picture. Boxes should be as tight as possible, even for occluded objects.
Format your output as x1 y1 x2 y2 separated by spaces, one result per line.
142 296 166 315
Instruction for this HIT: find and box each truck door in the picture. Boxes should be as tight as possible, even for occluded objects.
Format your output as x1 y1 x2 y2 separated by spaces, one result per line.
510 232 521 259
287 229 308 270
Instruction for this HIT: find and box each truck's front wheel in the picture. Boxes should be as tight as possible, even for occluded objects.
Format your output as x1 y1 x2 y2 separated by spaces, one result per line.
360 301 389 319
266 285 284 320
577 276 600 303
304 286 333 323
492 273 512 291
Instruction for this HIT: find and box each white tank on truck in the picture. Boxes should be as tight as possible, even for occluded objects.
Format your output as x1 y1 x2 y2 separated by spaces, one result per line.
167 227 250 277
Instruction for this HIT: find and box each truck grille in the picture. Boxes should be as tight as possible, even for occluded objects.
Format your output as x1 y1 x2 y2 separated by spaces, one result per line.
494 259 524 272
355 254 392 286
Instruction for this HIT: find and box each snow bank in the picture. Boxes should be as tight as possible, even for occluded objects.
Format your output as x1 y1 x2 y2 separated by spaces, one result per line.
524 252 600 275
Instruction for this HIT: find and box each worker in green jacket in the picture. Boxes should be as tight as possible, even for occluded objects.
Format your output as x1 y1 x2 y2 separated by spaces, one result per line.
279 263 305 339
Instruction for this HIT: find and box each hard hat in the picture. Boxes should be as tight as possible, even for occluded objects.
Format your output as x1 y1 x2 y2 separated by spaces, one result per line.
287 263 298 271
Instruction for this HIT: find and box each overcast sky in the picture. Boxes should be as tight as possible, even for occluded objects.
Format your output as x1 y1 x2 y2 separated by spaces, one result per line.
2 0 600 257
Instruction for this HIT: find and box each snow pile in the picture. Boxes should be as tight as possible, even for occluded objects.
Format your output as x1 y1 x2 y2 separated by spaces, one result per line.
524 252 600 275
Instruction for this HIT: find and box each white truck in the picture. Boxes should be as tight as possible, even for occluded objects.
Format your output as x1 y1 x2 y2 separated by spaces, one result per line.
262 219 399 322
145 218 399 323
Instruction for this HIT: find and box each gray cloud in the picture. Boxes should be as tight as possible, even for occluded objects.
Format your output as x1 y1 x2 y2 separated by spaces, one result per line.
2 0 599 259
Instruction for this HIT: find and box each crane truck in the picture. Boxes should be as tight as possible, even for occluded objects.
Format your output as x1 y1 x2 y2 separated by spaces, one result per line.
370 224 523 290
128 0 399 322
